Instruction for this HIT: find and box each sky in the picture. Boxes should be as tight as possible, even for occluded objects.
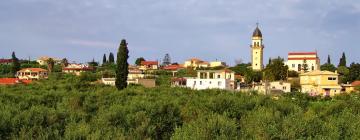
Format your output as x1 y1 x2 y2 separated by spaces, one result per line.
1 0 360 66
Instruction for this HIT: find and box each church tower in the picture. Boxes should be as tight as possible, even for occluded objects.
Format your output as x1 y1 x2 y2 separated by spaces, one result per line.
251 23 264 71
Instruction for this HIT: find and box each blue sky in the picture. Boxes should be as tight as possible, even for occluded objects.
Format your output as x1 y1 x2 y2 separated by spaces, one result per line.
1 0 359 66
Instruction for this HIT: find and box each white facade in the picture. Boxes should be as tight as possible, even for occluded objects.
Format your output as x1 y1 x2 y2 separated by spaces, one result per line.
185 69 235 90
286 52 320 72
254 81 291 93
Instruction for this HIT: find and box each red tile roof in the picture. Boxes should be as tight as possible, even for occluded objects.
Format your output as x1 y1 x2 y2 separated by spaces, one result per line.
62 67 94 71
163 65 184 70
141 61 158 65
288 52 317 55
288 58 318 60
18 68 48 72
352 81 360 86
0 59 13 64
0 78 32 85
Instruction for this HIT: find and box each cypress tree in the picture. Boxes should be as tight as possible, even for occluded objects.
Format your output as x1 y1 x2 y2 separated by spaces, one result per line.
47 58 55 73
338 52 346 67
11 52 20 76
109 52 115 63
162 53 171 66
115 39 129 90
327 55 331 64
103 54 107 64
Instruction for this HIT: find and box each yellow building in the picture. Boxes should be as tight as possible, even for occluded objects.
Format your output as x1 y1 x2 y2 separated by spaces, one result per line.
300 70 341 96
183 58 226 69
209 61 226 67
16 68 48 80
251 24 264 71
183 58 209 68
342 81 360 93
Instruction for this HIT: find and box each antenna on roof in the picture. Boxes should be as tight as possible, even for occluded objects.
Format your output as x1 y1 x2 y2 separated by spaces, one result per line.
256 22 259 27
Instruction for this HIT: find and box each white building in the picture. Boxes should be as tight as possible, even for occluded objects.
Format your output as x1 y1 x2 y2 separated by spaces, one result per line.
62 63 94 75
285 52 320 73
36 56 61 65
186 69 235 90
254 81 291 93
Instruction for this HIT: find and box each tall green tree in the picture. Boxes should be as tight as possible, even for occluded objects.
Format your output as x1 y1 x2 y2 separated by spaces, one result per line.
47 58 55 73
162 53 171 66
263 57 288 81
115 39 129 90
338 52 347 67
88 58 98 67
135 57 145 66
320 63 336 72
61 58 69 68
109 52 115 63
11 52 20 76
327 55 331 64
102 54 107 64
346 63 360 82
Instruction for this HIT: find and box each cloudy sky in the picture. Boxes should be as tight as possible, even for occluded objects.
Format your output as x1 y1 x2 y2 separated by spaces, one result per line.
1 0 360 66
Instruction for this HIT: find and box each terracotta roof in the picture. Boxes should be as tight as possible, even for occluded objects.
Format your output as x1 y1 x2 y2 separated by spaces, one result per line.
18 68 48 72
352 81 360 86
288 58 318 60
171 77 187 82
63 67 94 71
141 61 158 65
288 52 317 55
0 78 32 85
0 59 13 64
163 65 184 70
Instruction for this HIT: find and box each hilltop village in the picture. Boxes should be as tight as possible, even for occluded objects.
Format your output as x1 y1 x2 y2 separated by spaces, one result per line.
1 25 360 96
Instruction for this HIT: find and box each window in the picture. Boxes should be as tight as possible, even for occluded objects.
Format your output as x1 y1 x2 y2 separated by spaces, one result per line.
209 81 212 84
200 81 202 85
292 64 295 68
217 75 220 78
218 81 222 86
194 81 196 85
328 77 337 80
298 64 301 71
312 66 314 70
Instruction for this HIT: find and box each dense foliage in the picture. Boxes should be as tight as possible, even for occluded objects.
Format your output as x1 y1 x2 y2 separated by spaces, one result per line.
115 39 129 90
1 73 360 139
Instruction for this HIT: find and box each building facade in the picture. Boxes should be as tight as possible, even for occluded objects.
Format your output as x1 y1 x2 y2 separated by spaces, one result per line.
16 68 48 80
286 52 320 72
139 61 158 70
300 70 341 96
251 24 264 71
37 56 61 65
186 69 235 90
62 64 94 75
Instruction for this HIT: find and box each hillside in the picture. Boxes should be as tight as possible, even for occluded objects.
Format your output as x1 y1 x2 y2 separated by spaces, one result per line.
1 73 360 139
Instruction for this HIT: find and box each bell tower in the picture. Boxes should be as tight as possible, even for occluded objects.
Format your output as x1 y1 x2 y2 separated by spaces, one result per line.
251 23 264 71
